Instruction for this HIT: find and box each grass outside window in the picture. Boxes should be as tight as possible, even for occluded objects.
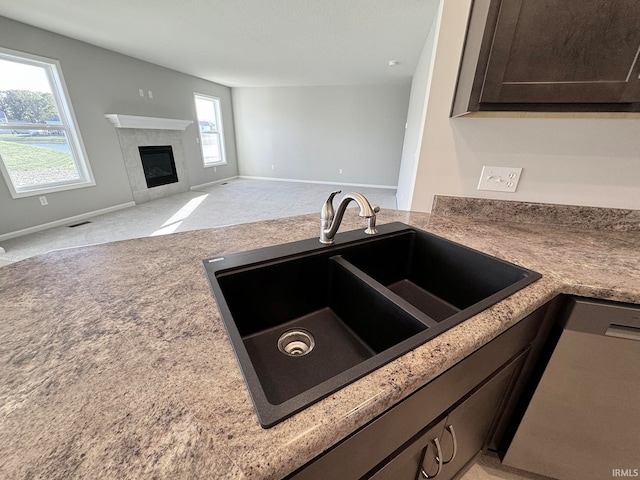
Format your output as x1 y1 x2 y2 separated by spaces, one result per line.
0 133 78 188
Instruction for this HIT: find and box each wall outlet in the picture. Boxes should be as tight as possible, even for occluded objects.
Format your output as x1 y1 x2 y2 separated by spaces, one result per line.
339 168 343 174
148 90 153 99
271 165 275 170
39 196 48 206
477 166 522 192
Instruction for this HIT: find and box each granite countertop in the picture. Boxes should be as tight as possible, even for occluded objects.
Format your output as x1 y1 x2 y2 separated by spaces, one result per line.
1 207 639 479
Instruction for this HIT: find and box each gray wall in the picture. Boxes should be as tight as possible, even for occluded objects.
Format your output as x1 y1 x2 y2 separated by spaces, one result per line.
396 11 438 210
0 16 238 235
232 85 410 187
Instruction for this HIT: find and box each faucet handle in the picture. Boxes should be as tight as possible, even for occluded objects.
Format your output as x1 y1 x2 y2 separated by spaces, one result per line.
365 205 379 235
321 190 342 220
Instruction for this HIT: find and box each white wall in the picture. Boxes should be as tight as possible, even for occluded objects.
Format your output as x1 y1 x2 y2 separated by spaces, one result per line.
0 16 238 236
396 12 438 210
232 85 410 187
400 1 640 212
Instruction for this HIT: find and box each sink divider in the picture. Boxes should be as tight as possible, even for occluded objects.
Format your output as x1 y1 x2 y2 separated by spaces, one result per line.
329 255 441 329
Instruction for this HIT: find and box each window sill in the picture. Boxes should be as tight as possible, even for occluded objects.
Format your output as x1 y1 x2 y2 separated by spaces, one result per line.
7 178 96 199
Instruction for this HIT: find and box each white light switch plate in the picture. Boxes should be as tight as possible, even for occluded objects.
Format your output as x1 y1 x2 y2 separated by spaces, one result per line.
477 166 522 192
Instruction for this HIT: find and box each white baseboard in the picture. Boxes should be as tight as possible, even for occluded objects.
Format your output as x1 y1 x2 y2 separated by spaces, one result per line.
238 175 397 190
190 176 239 190
0 202 136 242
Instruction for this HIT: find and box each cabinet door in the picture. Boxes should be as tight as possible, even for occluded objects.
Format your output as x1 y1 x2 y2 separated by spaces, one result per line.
368 418 446 480
480 0 640 104
370 349 529 480
436 349 529 479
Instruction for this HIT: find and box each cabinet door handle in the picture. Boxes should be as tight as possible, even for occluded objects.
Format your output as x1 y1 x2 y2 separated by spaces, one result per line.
437 424 458 465
420 437 443 479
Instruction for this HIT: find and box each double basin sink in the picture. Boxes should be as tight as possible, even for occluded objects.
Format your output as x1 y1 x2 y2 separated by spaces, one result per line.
203 222 540 427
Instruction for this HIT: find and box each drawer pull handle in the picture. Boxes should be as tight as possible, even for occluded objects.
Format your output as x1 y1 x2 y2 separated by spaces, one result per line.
438 424 458 465
420 437 443 479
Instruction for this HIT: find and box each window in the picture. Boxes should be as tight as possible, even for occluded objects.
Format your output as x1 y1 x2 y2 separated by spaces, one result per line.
194 93 226 166
0 48 94 198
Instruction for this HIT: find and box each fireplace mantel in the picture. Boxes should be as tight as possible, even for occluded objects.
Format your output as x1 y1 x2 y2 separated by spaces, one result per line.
105 114 193 131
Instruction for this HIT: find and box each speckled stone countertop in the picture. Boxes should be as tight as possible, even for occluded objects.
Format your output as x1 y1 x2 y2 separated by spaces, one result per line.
1 208 639 479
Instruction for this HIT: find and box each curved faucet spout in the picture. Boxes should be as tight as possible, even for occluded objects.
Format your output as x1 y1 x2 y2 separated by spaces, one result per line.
320 191 379 244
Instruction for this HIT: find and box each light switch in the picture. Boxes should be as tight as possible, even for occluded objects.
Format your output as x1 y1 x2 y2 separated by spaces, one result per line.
477 166 522 193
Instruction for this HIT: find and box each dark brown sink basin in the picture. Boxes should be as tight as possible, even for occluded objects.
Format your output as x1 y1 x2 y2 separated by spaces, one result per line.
203 222 540 428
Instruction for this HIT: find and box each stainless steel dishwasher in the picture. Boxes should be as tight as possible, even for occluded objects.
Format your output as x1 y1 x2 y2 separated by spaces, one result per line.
503 296 640 480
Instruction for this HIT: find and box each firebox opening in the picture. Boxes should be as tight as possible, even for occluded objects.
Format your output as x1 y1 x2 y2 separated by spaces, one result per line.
138 145 178 188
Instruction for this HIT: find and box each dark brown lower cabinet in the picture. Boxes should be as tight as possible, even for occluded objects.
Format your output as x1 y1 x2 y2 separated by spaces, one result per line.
287 303 550 480
368 418 447 480
369 350 527 480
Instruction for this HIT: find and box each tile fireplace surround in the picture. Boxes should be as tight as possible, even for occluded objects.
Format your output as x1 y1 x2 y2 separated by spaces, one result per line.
107 115 193 204
116 128 189 204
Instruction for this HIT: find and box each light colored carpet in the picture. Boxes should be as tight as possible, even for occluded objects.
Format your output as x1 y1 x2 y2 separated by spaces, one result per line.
0 178 397 264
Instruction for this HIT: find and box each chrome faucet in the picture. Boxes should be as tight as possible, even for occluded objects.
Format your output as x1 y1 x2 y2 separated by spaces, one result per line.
320 190 379 244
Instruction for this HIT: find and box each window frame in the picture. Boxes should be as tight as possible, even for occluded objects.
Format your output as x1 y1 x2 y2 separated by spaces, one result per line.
0 47 95 198
194 92 227 167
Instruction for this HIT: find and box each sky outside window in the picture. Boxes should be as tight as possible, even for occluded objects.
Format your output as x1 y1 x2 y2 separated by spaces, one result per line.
0 58 50 94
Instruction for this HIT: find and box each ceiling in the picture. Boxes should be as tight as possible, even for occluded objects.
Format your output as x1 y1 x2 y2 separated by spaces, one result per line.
0 0 440 88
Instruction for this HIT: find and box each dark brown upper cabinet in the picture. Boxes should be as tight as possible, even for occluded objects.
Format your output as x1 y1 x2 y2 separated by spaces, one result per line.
452 0 640 116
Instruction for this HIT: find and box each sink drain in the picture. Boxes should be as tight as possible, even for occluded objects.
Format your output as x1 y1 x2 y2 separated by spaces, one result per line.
278 329 315 357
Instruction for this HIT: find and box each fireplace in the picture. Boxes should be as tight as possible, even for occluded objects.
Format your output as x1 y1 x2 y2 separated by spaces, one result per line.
113 125 190 204
138 145 178 188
